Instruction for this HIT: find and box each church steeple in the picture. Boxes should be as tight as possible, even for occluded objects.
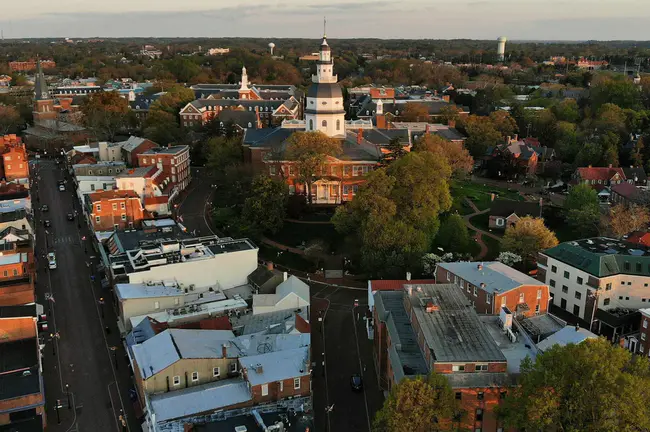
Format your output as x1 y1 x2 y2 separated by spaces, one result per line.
239 65 251 99
34 59 50 101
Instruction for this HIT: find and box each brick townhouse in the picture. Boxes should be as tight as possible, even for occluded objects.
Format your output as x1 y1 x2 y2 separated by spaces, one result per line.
436 261 550 317
0 135 29 182
137 146 191 195
86 190 145 232
0 228 35 307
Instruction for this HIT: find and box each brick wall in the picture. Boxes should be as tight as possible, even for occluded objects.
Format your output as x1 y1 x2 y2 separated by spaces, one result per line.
250 374 310 404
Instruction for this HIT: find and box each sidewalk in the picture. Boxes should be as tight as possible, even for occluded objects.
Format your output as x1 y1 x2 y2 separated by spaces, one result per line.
462 198 502 260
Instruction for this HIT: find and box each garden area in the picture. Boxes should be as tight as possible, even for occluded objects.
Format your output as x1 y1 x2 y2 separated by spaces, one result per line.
450 179 524 215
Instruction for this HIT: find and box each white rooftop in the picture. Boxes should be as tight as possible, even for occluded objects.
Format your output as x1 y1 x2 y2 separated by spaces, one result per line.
536 326 598 352
240 346 309 386
115 283 182 300
438 261 544 295
149 378 251 423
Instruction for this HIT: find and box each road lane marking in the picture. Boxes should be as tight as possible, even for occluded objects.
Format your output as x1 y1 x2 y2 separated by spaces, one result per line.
351 307 372 432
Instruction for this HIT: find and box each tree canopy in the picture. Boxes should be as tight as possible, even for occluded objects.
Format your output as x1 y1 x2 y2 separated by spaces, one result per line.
240 175 289 237
607 204 650 238
80 91 133 141
332 151 452 276
373 373 460 432
564 184 601 237
414 134 473 177
498 338 650 432
0 105 21 135
502 217 558 267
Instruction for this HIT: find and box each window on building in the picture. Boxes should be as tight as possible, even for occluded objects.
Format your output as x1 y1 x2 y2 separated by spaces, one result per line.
191 372 199 382
486 294 491 304
213 367 220 377
475 365 488 372
454 275 458 284
294 377 301 390
452 365 465 372
154 301 160 309
644 320 648 329
2 271 6 277
551 265 557 273
309 119 313 130
577 276 583 285
121 202 126 210
603 298 610 306
642 333 647 341
336 119 341 130
501 296 506 307
460 280 464 289
112 203 117 210
624 262 631 271
121 214 126 221
605 283 612 291
473 286 477 297
289 165 295 176
495 218 504 227
95 216 100 223
550 279 556 288
500 391 507 399
446 272 450 281
343 166 351 176
343 185 350 195
353 166 359 176
455 392 462 400
96 204 101 211
90 184 95 191
575 292 582 300
173 376 180 386
261 384 269 396
230 363 237 373
537 289 542 299
637 263 642 272
322 120 327 127
564 271 570 279
535 304 540 313
519 293 525 303
12 269 17 276
352 185 359 194
269 165 276 176
279 381 284 392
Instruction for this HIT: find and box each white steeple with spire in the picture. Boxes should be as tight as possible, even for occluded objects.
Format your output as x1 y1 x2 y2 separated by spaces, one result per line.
239 65 250 99
376 98 384 115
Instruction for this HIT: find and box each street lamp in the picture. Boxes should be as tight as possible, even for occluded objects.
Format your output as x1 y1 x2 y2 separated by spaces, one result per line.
589 287 599 333
65 384 71 410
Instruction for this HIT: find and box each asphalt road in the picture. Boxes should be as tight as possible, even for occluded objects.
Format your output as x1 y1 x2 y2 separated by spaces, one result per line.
31 159 137 432
178 179 385 432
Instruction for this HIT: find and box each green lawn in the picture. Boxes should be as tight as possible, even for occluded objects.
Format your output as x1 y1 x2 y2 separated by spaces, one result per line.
451 180 524 214
258 244 318 273
482 235 502 261
267 221 340 250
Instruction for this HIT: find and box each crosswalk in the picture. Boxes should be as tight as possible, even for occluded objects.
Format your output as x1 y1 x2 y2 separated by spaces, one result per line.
52 235 77 245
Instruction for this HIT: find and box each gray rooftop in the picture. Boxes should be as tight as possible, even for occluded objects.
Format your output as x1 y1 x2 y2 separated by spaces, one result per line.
116 166 155 178
406 284 507 363
119 136 147 152
438 261 544 295
115 283 182 300
150 378 251 423
536 326 597 352
480 315 536 373
375 291 429 381
240 346 309 386
141 145 188 156
445 372 516 389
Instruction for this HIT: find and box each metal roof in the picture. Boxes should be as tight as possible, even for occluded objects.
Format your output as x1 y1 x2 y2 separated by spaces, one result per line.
536 326 597 352
438 261 544 295
240 346 309 386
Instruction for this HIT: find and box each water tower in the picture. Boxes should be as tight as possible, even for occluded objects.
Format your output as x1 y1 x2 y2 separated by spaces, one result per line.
268 42 276 56
497 36 507 61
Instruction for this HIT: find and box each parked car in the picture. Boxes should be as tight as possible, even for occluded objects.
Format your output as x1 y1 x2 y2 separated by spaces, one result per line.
67 213 74 221
44 220 51 227
41 204 49 212
47 252 57 269
350 374 363 391
58 184 65 192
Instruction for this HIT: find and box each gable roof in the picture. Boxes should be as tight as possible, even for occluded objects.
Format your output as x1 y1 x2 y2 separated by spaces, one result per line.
217 109 258 128
490 199 541 218
276 276 310 305
626 231 650 247
622 166 647 183
242 128 295 149
576 167 625 181
536 326 597 352
240 347 309 386
370 279 435 292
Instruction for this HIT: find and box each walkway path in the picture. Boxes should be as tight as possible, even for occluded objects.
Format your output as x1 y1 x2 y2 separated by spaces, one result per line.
285 218 333 225
462 198 502 260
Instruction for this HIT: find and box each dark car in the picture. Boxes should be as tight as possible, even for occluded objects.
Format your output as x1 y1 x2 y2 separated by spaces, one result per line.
350 374 363 391
41 204 49 212
67 213 74 221
44 220 51 227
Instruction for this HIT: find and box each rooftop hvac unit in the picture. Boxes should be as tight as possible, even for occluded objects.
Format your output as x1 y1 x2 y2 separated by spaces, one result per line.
190 284 196 290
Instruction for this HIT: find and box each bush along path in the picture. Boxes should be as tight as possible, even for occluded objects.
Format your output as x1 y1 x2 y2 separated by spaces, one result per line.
462 198 502 260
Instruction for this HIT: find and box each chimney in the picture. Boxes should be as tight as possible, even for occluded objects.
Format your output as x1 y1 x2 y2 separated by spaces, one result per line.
575 323 580 332
255 364 264 374
588 165 592 168
406 271 412 281
357 128 363 145
266 261 274 271
447 119 456 128
477 264 483 271
283 271 288 281
222 343 228 357
608 164 613 169
406 286 413 296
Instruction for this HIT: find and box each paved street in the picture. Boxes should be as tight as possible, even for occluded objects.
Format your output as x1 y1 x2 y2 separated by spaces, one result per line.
177 167 216 236
31 159 137 432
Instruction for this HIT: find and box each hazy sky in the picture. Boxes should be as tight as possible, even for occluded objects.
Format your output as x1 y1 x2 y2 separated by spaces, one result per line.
1 0 649 40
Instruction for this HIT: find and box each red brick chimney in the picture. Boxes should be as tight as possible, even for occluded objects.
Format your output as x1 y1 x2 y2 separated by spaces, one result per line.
357 128 363 145
425 123 431 134
448 120 456 128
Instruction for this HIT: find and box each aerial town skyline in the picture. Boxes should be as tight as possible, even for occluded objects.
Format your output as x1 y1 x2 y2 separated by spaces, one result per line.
1 0 649 40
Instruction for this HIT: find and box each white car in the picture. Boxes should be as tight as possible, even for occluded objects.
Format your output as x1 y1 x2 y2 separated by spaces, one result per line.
58 184 65 192
47 252 57 270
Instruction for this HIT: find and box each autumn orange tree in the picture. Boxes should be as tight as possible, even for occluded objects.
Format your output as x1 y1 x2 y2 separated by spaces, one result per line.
607 204 650 238
81 91 133 141
414 134 473 177
0 105 21 135
502 216 558 268
284 131 342 203
400 102 430 122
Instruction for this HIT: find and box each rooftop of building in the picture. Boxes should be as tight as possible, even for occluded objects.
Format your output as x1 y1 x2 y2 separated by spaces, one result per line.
0 209 28 223
0 182 29 199
480 315 536 373
241 346 309 386
0 415 44 432
105 222 190 255
116 166 156 178
149 378 251 423
0 336 41 401
438 261 544 295
489 199 541 218
140 145 188 156
536 325 598 352
110 236 256 275
542 237 650 278
229 308 310 337
117 136 152 152
88 189 139 201
374 291 429 383
518 313 565 340
194 411 312 432
406 284 507 363
0 304 37 318
252 276 310 309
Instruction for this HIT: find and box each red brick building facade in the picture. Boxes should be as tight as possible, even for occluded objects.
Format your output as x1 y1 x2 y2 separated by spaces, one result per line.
0 136 29 181
8 60 55 72
137 146 191 194
436 262 550 317
87 190 145 232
